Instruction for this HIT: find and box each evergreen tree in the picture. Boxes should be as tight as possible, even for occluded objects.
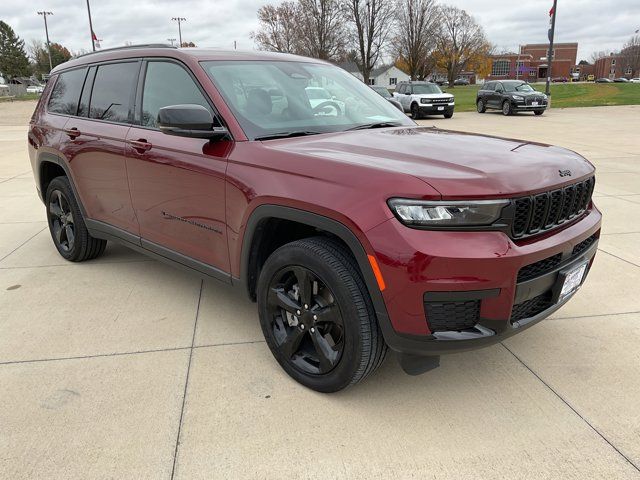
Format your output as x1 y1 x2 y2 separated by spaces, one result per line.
0 21 31 79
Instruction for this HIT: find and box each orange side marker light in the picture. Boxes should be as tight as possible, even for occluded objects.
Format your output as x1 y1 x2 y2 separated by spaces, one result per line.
367 254 386 291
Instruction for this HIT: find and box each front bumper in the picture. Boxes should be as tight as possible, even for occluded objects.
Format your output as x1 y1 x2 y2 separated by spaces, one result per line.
512 99 548 110
366 205 601 356
419 103 455 115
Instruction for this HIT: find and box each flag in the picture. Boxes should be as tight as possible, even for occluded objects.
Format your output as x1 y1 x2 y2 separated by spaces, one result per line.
92 31 101 49
549 6 554 16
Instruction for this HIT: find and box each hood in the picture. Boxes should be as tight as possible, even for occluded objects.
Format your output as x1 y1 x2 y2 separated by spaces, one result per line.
261 126 594 198
509 90 545 97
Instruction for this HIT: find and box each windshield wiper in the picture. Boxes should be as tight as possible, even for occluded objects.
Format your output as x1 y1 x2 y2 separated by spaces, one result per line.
254 131 323 141
345 122 402 131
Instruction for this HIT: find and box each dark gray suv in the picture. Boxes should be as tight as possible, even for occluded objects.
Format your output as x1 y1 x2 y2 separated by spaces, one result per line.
476 80 548 116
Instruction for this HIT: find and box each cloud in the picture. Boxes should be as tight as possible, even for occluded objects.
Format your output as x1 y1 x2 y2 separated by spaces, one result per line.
2 0 638 61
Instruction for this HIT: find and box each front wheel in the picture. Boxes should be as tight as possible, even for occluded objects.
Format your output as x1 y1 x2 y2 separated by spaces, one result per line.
443 111 453 119
411 103 422 120
534 110 544 116
476 99 486 113
257 237 387 392
502 100 513 116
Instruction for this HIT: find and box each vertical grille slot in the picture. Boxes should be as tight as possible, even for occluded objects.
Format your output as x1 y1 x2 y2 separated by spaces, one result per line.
528 193 549 233
513 198 532 237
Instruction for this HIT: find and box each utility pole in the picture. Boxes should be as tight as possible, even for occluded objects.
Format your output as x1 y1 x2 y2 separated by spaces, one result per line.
545 0 558 97
167 38 176 47
37 11 53 72
171 17 186 47
86 0 96 51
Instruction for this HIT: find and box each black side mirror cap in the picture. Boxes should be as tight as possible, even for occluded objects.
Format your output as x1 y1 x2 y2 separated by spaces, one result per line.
157 104 229 140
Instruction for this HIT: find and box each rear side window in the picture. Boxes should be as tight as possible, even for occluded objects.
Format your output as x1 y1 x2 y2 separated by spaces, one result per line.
48 68 87 115
483 82 495 91
89 62 139 123
141 61 213 128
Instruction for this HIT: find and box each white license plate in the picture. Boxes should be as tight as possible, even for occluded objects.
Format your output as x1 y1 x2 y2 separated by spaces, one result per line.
560 262 588 299
532 101 539 106
437 106 444 111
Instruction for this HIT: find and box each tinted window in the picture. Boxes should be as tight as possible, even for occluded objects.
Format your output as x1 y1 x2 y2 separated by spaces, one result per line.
89 62 139 123
411 84 442 94
48 68 87 115
142 61 212 128
483 82 494 91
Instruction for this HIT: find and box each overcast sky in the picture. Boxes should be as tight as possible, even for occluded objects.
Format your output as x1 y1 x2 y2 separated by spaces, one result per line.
1 0 638 62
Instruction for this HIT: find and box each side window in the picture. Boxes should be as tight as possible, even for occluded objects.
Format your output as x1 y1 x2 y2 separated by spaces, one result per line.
484 82 494 91
141 61 213 128
48 68 87 115
397 84 405 94
495 83 504 92
89 62 139 123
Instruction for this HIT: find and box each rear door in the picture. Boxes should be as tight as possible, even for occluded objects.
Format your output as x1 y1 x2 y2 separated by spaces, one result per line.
59 60 141 234
124 59 231 275
490 82 504 108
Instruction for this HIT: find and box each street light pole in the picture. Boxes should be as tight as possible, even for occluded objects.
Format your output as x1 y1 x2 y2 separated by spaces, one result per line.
545 0 558 97
171 17 186 47
37 11 53 72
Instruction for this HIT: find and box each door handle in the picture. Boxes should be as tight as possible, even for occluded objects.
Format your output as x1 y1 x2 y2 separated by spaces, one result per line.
64 127 81 139
128 138 152 153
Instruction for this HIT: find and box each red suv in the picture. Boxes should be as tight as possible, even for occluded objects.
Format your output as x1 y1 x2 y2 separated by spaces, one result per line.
28 45 601 392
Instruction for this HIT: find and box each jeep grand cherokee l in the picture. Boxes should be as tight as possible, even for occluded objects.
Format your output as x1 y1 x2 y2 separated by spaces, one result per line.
28 46 601 392
477 80 548 116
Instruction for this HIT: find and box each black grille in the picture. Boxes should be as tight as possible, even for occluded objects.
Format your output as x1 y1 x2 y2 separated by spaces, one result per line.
428 97 452 104
572 234 597 257
517 253 562 283
512 177 595 239
525 97 546 106
510 293 553 323
425 300 480 332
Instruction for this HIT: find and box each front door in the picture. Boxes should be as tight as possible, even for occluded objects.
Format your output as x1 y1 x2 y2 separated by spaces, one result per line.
125 59 231 274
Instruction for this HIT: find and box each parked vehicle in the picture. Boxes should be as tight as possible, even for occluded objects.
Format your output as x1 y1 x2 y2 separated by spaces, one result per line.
552 77 568 83
304 86 345 115
595 78 612 83
476 80 547 116
630 78 640 83
613 78 629 83
28 45 601 392
26 84 44 94
587 74 595 81
370 85 403 112
453 78 469 86
393 81 455 119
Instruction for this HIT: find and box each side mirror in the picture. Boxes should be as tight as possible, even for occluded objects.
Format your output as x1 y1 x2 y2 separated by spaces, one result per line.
157 104 228 140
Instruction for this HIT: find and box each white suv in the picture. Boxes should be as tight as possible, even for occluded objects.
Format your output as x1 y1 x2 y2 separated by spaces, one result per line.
393 81 455 119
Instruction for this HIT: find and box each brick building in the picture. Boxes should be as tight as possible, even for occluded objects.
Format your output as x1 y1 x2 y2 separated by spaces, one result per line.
594 54 636 80
489 42 578 81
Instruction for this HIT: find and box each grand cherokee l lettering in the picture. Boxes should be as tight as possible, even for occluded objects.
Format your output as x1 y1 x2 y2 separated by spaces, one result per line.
28 45 601 392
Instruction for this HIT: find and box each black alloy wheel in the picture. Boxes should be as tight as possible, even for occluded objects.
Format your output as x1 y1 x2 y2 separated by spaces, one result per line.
266 265 344 375
502 100 513 116
477 99 486 113
48 189 75 252
411 103 421 120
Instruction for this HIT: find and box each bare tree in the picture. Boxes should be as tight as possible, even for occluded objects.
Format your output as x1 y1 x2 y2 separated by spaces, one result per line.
393 0 440 80
251 2 301 53
589 50 608 64
621 34 640 77
296 0 347 60
345 0 395 84
434 6 491 87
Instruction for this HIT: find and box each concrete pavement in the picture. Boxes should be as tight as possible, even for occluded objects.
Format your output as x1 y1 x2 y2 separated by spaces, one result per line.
1 102 639 479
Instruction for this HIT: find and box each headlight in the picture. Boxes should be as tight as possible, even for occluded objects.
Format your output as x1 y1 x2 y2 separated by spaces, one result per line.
420 98 430 104
388 199 509 227
513 95 524 101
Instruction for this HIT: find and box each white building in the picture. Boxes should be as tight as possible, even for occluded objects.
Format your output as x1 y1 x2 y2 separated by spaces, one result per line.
338 62 411 90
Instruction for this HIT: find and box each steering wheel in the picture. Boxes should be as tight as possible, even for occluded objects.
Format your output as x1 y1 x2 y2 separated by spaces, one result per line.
312 101 342 116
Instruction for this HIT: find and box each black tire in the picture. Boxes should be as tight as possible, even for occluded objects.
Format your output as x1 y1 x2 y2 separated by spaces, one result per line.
444 111 453 119
476 99 486 113
46 176 107 262
257 236 387 392
534 110 544 116
502 100 513 116
411 103 422 120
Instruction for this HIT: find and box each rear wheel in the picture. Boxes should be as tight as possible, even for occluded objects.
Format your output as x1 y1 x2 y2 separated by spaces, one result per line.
411 103 422 120
534 110 544 116
476 99 486 113
46 176 107 262
257 237 387 392
502 100 513 116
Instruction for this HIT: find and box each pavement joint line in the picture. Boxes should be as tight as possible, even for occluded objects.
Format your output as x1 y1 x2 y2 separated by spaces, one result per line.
0 171 31 184
501 343 640 474
0 225 47 263
0 340 266 367
549 310 640 321
0 259 154 269
171 279 203 480
597 248 640 269
600 231 640 236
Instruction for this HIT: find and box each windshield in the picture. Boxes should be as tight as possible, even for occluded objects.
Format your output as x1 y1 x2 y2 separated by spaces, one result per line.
372 86 391 98
201 60 412 139
411 84 442 95
504 82 535 92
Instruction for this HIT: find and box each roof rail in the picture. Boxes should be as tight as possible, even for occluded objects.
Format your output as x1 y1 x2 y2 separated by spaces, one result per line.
74 44 176 59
